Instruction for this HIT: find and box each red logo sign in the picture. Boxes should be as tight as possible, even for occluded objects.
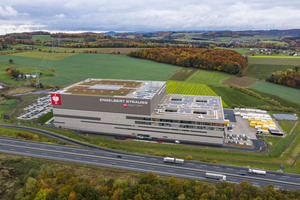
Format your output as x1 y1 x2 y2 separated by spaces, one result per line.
123 103 127 107
51 93 61 105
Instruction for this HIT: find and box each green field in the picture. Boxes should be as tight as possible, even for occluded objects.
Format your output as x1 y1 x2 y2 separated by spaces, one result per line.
0 54 180 87
167 81 217 96
186 69 232 86
0 99 20 116
14 51 76 61
254 55 300 58
248 57 300 66
245 64 297 80
251 81 300 104
169 68 198 81
0 62 54 85
249 88 300 111
261 40 289 45
31 35 56 42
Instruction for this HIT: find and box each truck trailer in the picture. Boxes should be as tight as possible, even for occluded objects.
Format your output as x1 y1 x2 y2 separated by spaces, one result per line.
248 169 266 175
205 173 226 181
163 157 184 164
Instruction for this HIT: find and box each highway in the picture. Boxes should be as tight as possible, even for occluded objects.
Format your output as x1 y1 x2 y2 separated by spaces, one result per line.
0 138 299 190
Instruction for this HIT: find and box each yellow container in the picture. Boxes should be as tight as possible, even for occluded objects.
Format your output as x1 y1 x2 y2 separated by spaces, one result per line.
250 124 256 127
225 120 230 125
248 118 254 121
262 126 269 130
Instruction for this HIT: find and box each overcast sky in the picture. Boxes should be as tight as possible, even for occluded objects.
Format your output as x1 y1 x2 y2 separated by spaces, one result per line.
0 0 299 34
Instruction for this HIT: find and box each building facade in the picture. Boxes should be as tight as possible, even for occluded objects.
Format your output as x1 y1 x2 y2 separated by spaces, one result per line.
52 79 225 145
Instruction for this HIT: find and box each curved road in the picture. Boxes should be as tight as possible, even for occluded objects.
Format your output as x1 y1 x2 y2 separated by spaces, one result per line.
0 138 299 190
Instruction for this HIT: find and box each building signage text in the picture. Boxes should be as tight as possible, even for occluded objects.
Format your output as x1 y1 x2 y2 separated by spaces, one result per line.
99 98 148 105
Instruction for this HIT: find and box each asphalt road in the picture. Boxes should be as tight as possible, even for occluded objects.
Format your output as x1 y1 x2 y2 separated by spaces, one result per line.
0 138 299 190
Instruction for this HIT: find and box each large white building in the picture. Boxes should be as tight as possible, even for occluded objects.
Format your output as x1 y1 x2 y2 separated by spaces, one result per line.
51 79 225 145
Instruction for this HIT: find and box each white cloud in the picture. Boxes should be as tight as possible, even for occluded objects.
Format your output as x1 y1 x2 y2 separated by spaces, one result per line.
0 0 299 33
0 5 18 17
54 13 65 18
0 24 45 35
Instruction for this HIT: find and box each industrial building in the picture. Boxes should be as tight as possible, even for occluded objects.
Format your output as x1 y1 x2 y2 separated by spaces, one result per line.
52 79 225 145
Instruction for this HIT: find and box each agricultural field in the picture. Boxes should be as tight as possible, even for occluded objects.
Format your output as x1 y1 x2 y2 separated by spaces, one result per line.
0 54 180 87
245 64 295 80
261 40 289 45
167 81 229 107
209 86 273 108
222 76 258 87
31 35 56 42
169 68 198 81
249 88 300 111
167 81 218 96
251 81 300 104
13 51 76 61
9 45 144 54
0 99 20 117
0 62 54 85
186 69 232 86
248 57 300 66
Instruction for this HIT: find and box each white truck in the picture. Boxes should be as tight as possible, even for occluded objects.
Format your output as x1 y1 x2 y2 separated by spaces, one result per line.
248 169 266 175
205 173 226 181
163 157 184 164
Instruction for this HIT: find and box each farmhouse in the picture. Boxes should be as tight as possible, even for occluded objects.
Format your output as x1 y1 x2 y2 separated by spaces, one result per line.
51 79 225 145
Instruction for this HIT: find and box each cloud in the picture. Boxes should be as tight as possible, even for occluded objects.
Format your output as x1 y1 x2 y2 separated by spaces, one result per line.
54 13 65 18
0 24 45 35
0 5 18 17
0 0 299 33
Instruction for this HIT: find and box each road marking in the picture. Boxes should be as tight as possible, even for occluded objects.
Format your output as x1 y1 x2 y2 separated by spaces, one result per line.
58 155 64 157
150 158 156 160
227 168 233 170
25 151 30 153
92 159 98 162
167 170 174 172
1 142 299 187
187 173 195 175
9 148 16 151
129 165 135 167
75 157 82 160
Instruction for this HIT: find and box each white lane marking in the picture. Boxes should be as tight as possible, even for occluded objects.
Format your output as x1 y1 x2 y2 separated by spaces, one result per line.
75 157 82 160
150 158 156 160
9 148 16 151
129 165 135 167
167 170 175 172
227 168 234 171
187 173 195 175
92 159 98 162
58 155 64 157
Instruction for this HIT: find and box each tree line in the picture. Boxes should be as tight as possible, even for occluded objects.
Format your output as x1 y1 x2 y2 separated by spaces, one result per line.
14 170 300 200
129 48 247 74
266 67 300 89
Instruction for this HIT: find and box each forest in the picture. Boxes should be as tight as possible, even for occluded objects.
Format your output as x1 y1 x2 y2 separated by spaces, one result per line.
266 67 300 89
14 170 300 200
129 48 247 74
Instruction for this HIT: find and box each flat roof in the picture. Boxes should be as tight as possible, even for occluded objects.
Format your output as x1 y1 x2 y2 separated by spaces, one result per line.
58 78 166 99
152 94 224 121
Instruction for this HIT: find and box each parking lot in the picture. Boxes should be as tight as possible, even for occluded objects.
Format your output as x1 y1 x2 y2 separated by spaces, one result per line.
225 111 257 146
17 95 52 120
